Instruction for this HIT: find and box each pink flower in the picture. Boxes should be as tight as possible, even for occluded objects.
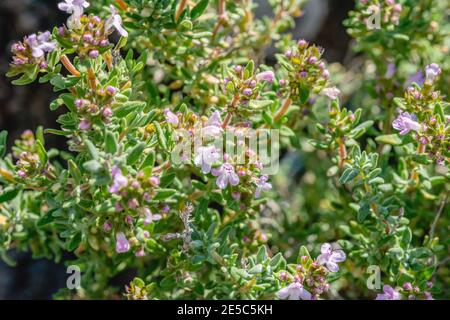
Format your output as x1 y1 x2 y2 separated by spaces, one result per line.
141 207 162 225
321 87 340 100
202 111 223 137
194 145 221 174
316 243 346 272
392 112 421 135
103 221 112 232
25 32 56 58
79 119 91 130
256 71 275 83
375 285 401 300
211 163 239 189
277 282 312 300
109 166 128 194
164 108 179 126
135 247 145 257
115 232 130 253
254 175 272 198
105 5 128 37
58 0 89 29
385 63 396 78
58 0 89 14
425 63 441 83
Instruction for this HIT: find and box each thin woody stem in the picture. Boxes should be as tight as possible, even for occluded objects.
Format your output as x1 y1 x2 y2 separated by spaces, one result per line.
60 55 81 77
175 0 188 22
222 95 239 129
338 140 347 169
212 0 227 38
153 161 171 174
410 143 426 181
273 94 292 122
429 192 448 240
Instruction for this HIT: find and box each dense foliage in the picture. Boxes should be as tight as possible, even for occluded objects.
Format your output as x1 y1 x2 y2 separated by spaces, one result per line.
0 0 448 300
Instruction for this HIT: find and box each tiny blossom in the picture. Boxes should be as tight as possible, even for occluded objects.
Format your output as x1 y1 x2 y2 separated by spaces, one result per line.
277 282 312 300
106 86 117 95
58 0 89 14
321 87 340 100
109 166 128 194
375 285 401 300
211 163 239 189
105 5 129 37
385 63 396 78
79 119 91 130
127 198 138 209
141 207 162 225
135 247 145 257
89 50 99 58
202 111 223 137
254 175 272 198
194 145 221 174
392 112 421 135
58 0 89 29
404 70 424 87
424 291 433 300
243 88 253 96
115 232 130 253
316 243 346 272
103 107 113 118
425 63 441 82
26 32 56 58
149 176 160 186
164 108 179 126
103 221 112 232
255 71 275 83
403 282 413 291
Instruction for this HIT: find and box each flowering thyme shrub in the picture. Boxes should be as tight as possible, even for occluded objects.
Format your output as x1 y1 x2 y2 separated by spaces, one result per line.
0 0 448 300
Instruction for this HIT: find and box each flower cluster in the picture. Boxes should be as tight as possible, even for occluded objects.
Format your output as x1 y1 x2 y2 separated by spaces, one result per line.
279 39 339 103
57 3 128 59
392 64 448 165
10 31 56 69
277 244 346 300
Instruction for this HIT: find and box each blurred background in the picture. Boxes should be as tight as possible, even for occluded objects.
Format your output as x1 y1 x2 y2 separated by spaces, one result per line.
0 0 354 299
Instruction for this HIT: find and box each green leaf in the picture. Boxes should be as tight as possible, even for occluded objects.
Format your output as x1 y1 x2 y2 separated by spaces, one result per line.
339 167 359 184
297 246 311 263
0 131 8 158
298 83 310 104
153 189 177 200
375 134 402 145
0 188 20 203
256 246 267 263
83 160 102 173
68 159 82 184
84 139 99 160
400 227 412 249
140 151 155 170
37 209 56 227
190 0 209 20
433 103 445 122
127 142 146 166
244 60 254 79
35 140 48 171
154 122 168 150
270 252 284 269
105 131 118 154
67 233 82 251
